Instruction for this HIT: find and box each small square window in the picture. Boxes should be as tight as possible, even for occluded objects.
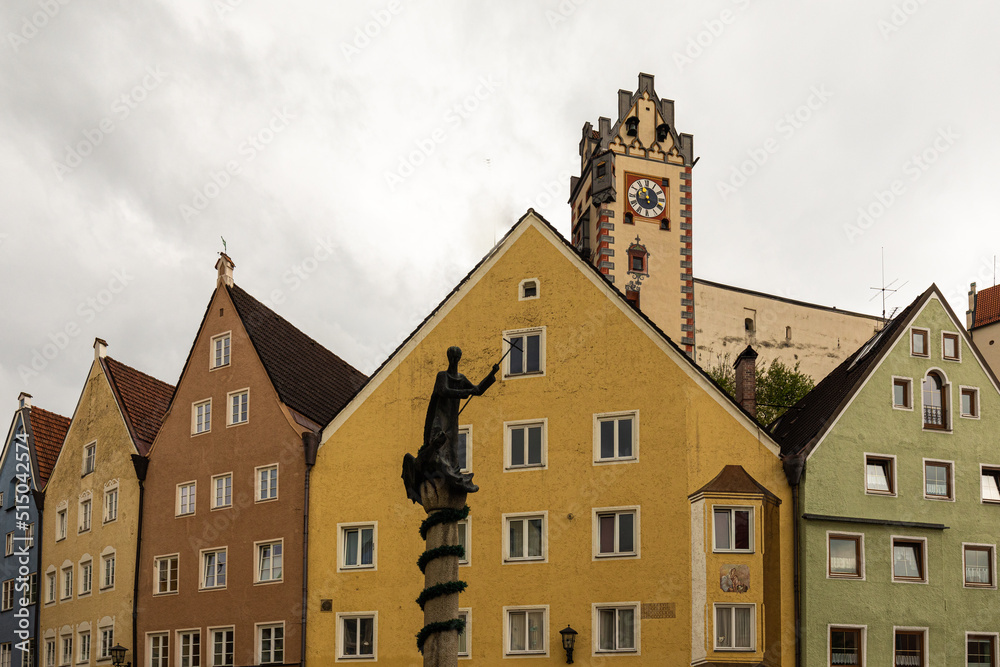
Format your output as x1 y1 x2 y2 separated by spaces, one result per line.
192 399 212 435
594 411 637 462
154 555 178 594
893 378 912 409
865 455 895 495
713 507 753 553
338 613 376 659
924 460 953 500
892 538 926 582
258 623 284 665
201 548 227 589
176 482 196 516
339 523 376 571
519 279 539 301
228 389 249 426
964 544 995 587
894 630 924 666
257 464 278 502
457 427 471 473
595 508 638 558
82 442 96 476
594 604 638 653
631 255 643 272
504 328 545 377
968 635 996 667
212 473 233 509
943 332 960 360
504 514 546 562
714 604 755 651
457 609 470 657
982 467 1000 503
962 388 980 418
828 533 863 578
830 627 863 666
911 328 929 357
457 520 469 566
211 332 231 369
257 541 283 583
505 420 546 470
505 607 546 655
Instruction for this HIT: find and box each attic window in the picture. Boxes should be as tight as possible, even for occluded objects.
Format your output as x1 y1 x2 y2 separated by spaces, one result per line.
596 161 607 178
519 279 540 301
745 318 755 335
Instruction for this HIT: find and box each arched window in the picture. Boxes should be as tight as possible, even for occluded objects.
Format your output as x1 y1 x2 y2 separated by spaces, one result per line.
922 372 947 429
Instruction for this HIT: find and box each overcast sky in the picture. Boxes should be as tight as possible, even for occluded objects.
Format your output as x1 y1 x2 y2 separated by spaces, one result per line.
2 0 999 418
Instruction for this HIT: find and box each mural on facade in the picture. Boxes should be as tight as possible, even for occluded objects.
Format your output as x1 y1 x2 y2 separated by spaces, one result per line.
721 565 750 593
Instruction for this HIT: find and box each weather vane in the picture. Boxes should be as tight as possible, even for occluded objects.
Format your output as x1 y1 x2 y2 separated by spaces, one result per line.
221 236 227 255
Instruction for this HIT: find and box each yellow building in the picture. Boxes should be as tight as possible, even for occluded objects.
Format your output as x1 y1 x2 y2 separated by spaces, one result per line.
309 212 795 664
39 340 172 667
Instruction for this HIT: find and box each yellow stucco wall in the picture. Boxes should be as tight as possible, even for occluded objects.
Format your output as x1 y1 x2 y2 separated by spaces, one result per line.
309 217 794 665
40 359 141 666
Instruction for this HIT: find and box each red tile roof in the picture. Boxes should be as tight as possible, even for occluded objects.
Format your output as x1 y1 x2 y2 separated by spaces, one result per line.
973 284 1000 328
28 406 70 487
102 356 174 455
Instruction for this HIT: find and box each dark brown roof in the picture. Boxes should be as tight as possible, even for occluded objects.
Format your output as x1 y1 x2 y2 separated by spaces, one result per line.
689 465 780 503
972 283 1000 329
28 406 70 486
102 356 174 455
227 284 367 426
770 288 929 457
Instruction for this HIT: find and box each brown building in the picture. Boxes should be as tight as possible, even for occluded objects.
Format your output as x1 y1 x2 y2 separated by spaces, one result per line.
135 255 365 667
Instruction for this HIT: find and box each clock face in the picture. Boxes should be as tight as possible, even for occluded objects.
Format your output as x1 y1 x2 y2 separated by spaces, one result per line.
627 178 666 217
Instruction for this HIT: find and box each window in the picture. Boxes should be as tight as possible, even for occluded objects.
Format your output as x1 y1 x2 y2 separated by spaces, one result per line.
457 427 471 473
82 442 96 476
519 279 539 300
178 631 199 667
505 607 546 655
943 332 960 360
201 549 226 589
911 328 929 356
212 474 232 509
4 533 10 556
624 212 633 224
101 552 115 589
504 328 544 377
211 333 231 369
924 460 953 500
457 520 469 565
504 513 545 562
45 640 55 667
25 523 34 549
60 636 71 667
210 628 233 667
631 255 644 271
964 545 995 587
61 567 72 600
893 378 912 409
713 507 753 553
46 571 55 603
177 482 196 516
149 633 169 667
505 420 546 470
594 604 638 653
830 627 863 666
155 555 178 594
57 510 67 541
962 388 980 418
99 628 113 661
28 572 37 604
193 399 212 434
745 317 755 336
80 560 92 595
982 467 1000 503
894 630 924 667
595 508 638 558
104 486 118 523
0 580 12 611
457 610 470 657
257 541 283 582
922 372 948 429
968 635 996 667
714 604 754 651
338 613 376 659
340 524 375 570
865 455 895 495
228 390 248 426
892 538 926 582
828 533 863 578
78 632 90 663
256 465 278 502
595 411 637 462
257 624 283 665
0 644 10 667
79 498 92 533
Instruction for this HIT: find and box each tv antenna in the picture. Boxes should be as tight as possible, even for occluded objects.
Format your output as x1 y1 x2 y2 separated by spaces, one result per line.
869 248 907 320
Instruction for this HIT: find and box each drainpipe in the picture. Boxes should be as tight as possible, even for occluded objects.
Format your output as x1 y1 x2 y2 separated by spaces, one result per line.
131 455 149 666
302 432 320 667
782 449 807 667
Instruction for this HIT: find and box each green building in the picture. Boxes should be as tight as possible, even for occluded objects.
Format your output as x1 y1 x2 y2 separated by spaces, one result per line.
773 285 1000 667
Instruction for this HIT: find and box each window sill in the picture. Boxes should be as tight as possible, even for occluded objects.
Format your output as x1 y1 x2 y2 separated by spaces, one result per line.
191 430 211 437
892 578 928 585
923 495 954 502
594 457 638 466
255 497 279 504
595 553 638 560
198 586 227 592
892 404 913 411
338 566 376 573
226 421 248 428
503 371 546 380
864 490 897 497
713 549 755 555
503 558 546 564
210 505 233 512
209 363 231 371
963 583 997 590
505 465 547 472
153 590 179 597
254 579 283 586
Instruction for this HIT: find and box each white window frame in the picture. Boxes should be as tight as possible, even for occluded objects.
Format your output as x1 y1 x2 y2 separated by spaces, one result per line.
981 464 1000 504
826 530 866 580
458 608 471 659
82 441 96 476
192 399 212 435
98 625 114 661
154 554 179 595
256 622 285 665
60 635 71 667
200 548 227 590
255 539 284 584
61 564 73 600
922 458 955 501
78 497 92 533
503 419 548 471
45 569 55 604
965 632 999 667
502 605 549 657
942 330 962 361
146 632 169 667
910 327 930 357
103 483 119 524
458 518 470 567
962 542 997 589
827 624 867 667
458 425 472 474
864 452 897 497
56 508 67 541
211 472 233 510
891 376 913 411
713 603 756 651
176 628 200 667
227 388 249 427
100 548 116 591
920 368 953 434
592 602 641 654
502 512 548 563
208 626 234 667
3 533 10 557
592 506 640 560
518 278 540 301
335 612 377 661
211 331 231 369
960 385 981 419
176 481 197 516
502 327 546 379
338 522 377 572
892 626 928 667
79 559 93 596
712 505 755 554
891 535 929 584
593 410 639 464
255 464 279 502
46 638 56 667
77 630 90 664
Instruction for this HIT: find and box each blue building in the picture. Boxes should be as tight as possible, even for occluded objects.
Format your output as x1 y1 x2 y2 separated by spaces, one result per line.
1 393 69 667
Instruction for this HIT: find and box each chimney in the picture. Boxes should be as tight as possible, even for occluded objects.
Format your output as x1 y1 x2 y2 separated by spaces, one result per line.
94 337 108 360
216 253 235 287
733 345 759 418
968 282 977 329
17 392 32 409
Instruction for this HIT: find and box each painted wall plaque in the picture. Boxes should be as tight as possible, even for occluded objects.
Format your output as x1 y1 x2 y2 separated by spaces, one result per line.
720 564 750 593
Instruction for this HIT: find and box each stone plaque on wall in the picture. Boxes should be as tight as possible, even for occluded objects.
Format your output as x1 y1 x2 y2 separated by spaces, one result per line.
721 564 750 593
641 602 676 619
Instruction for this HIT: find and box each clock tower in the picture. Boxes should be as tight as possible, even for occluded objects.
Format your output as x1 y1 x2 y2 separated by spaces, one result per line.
570 73 696 355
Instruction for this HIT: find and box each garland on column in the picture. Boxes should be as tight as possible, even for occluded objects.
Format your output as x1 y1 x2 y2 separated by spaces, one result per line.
415 504 471 653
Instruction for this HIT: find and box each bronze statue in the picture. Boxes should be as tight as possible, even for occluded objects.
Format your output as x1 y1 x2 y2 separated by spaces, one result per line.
402 346 498 503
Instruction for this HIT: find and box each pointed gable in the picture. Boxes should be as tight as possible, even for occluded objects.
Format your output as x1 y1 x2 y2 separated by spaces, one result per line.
26 406 70 486
689 465 781 503
102 356 174 455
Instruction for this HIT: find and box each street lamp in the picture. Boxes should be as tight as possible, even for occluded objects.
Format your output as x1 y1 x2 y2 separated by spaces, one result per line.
559 625 578 664
109 644 130 667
